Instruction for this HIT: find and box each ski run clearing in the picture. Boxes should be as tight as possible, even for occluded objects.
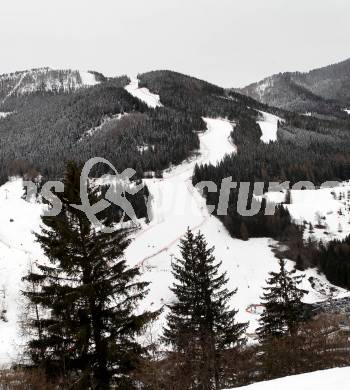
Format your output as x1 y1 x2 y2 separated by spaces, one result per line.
0 117 349 365
125 77 163 108
78 70 99 86
224 367 350 390
79 113 128 141
0 112 12 119
257 110 281 143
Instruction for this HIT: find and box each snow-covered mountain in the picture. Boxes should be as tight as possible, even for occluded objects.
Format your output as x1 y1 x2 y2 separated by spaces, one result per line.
0 65 350 368
0 95 348 364
237 58 350 116
0 68 102 104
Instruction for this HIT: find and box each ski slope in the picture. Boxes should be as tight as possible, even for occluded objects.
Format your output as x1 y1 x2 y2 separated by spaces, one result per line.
225 367 350 390
257 111 281 143
0 118 348 364
124 118 347 337
79 71 99 86
125 77 163 108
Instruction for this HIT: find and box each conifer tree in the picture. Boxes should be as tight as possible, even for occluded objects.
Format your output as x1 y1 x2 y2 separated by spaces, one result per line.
284 189 292 205
23 162 154 389
164 228 247 389
257 259 308 340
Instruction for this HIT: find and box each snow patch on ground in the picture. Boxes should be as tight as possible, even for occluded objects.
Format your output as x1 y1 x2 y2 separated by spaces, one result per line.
0 179 44 364
264 183 350 242
225 367 350 390
344 109 350 114
257 111 281 143
79 71 99 86
137 144 154 153
125 78 163 108
0 112 12 119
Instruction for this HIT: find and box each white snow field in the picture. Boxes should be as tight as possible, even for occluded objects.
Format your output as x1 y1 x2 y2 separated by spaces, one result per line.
257 111 281 143
263 183 350 242
224 367 350 390
0 112 12 119
0 179 44 364
0 118 348 364
125 77 163 108
79 71 99 86
124 118 347 337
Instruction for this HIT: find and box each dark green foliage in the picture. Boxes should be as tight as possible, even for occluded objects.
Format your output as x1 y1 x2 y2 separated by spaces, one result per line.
22 162 155 389
231 116 262 146
139 70 259 121
0 74 201 184
257 259 308 340
193 158 294 240
164 229 247 389
238 58 350 116
283 233 350 291
316 235 350 290
192 107 350 240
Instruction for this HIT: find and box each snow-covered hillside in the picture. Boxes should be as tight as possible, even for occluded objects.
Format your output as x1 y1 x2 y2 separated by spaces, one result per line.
124 117 347 337
0 68 99 104
263 184 350 242
0 117 348 364
125 77 163 108
78 71 99 87
257 111 281 143
224 367 350 390
0 180 44 364
79 113 128 141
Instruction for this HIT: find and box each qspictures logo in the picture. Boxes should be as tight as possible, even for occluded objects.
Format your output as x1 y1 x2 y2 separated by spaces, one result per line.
23 157 341 233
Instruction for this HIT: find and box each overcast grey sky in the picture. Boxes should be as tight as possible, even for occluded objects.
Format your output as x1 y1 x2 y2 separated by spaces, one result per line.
0 0 349 87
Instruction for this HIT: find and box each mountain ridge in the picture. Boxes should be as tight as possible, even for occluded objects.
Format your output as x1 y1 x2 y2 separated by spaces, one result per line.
237 57 350 116
0 67 105 105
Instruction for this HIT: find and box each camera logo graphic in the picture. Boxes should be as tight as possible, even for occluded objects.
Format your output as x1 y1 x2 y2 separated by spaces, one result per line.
72 157 145 233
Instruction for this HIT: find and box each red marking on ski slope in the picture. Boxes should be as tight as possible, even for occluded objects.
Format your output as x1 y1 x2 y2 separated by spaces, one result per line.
245 304 265 315
132 126 212 243
136 216 208 269
136 180 209 268
134 120 234 268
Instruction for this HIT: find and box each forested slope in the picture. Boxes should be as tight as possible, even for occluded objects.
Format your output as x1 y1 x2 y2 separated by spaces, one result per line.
0 72 201 184
238 58 350 116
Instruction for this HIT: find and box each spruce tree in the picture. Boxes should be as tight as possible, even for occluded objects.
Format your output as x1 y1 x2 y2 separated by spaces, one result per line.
164 228 247 389
257 258 308 341
22 162 154 389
